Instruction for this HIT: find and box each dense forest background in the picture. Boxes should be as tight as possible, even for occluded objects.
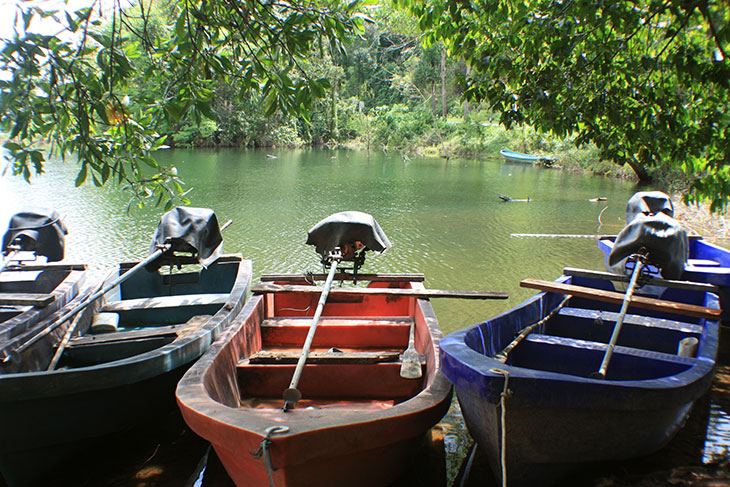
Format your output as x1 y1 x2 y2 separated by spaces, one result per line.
124 3 617 178
2 0 727 209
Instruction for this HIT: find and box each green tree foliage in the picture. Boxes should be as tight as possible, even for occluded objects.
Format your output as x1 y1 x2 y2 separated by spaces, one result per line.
0 0 368 208
399 0 730 210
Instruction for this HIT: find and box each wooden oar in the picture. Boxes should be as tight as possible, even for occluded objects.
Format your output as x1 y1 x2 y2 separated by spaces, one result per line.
253 283 508 300
562 267 720 293
592 259 644 379
282 253 342 411
519 279 721 320
400 320 422 379
1 244 171 363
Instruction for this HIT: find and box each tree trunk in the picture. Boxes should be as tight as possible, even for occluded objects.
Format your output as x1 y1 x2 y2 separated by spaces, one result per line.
463 64 470 119
441 47 447 118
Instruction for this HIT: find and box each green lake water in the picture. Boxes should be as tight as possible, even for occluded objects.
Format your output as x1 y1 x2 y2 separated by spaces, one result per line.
1 148 637 335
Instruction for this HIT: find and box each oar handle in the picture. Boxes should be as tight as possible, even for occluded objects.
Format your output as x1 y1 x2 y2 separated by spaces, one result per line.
283 252 342 411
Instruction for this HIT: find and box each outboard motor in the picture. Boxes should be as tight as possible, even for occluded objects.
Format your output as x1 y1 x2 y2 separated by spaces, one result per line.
305 210 392 275
2 208 67 262
625 191 675 224
146 207 225 270
608 191 688 280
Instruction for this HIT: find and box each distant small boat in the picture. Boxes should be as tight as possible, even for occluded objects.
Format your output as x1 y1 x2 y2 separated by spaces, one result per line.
440 272 720 486
499 149 553 165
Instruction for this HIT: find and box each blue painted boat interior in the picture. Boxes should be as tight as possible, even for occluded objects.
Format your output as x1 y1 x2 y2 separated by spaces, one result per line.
458 275 717 381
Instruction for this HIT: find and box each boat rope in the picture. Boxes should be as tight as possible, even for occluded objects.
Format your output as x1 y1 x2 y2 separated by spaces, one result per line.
250 425 290 487
490 367 511 487
493 295 571 363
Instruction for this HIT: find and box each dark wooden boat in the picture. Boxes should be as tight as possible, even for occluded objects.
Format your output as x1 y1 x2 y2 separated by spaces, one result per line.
0 252 252 486
440 273 721 486
1 208 87 343
177 272 452 487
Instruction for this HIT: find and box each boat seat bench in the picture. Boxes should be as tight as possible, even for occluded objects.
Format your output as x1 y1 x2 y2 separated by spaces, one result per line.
513 333 698 380
101 293 229 312
0 293 54 307
260 317 412 348
236 361 423 400
549 307 703 355
100 293 228 325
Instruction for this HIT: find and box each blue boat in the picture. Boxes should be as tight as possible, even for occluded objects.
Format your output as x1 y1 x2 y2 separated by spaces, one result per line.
599 236 730 319
440 273 720 486
499 149 553 165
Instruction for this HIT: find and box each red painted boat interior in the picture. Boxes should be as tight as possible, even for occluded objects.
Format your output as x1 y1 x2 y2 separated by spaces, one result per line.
232 280 430 410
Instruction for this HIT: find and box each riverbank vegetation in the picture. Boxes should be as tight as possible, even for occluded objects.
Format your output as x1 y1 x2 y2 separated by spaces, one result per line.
0 0 727 210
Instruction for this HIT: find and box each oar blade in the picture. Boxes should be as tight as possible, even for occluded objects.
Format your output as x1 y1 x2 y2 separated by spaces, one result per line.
399 348 422 379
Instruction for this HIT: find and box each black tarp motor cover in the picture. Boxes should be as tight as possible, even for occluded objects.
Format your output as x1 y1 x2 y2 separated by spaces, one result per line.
625 191 674 224
2 208 67 262
306 211 392 259
148 207 223 269
608 212 688 280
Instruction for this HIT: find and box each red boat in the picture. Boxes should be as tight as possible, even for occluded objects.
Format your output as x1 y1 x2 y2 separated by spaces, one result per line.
176 212 454 486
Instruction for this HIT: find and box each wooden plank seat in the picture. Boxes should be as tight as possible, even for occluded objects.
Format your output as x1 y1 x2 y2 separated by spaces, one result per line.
0 293 54 307
550 307 703 355
260 317 412 348
236 362 424 400
516 333 697 380
100 293 229 313
100 293 229 326
60 315 211 366
248 350 402 364
66 315 212 348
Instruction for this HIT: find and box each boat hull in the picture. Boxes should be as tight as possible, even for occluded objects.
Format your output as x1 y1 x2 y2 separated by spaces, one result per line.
499 149 552 165
0 255 251 486
440 274 719 486
177 276 452 487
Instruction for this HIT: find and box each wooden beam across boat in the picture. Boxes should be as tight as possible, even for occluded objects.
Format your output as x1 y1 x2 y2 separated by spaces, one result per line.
563 267 721 294
0 293 54 307
251 283 509 300
260 273 426 283
247 350 402 364
520 278 721 320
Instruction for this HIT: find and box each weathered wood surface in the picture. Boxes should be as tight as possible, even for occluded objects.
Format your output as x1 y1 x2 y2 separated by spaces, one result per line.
247 350 402 364
251 283 508 300
520 278 722 320
562 267 721 293
0 293 54 307
260 273 426 283
100 293 229 313
67 315 212 347
0 263 86 272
